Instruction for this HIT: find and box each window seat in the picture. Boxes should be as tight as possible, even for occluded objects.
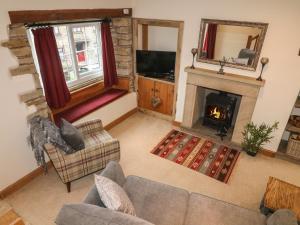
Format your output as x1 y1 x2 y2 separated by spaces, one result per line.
54 88 128 125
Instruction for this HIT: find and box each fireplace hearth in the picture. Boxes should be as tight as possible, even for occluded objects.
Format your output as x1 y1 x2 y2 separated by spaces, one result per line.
203 92 237 139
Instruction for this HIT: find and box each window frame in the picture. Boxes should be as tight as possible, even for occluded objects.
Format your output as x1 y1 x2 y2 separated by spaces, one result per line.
61 22 103 88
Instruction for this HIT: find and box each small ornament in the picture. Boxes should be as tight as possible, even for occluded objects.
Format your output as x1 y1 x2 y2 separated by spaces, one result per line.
190 48 198 69
257 57 269 81
217 57 227 75
151 96 161 108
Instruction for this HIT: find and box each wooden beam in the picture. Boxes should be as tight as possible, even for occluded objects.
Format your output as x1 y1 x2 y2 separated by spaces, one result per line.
134 18 184 28
9 8 132 24
142 24 148 50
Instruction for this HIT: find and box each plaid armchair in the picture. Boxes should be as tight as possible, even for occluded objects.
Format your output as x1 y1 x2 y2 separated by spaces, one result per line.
44 119 120 192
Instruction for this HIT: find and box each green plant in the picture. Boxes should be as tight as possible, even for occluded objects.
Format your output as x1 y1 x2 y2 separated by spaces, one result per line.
242 121 279 155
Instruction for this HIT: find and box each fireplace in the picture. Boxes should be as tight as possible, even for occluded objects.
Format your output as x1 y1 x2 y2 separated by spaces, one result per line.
203 92 237 138
182 68 265 144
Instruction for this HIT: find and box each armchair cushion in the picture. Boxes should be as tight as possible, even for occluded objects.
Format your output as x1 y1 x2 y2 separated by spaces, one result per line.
60 119 85 151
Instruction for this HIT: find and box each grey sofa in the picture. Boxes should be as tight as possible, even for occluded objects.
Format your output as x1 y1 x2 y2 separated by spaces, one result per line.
56 161 267 225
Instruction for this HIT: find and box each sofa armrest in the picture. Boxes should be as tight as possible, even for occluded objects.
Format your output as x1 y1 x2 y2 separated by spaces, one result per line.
75 119 104 136
55 203 154 225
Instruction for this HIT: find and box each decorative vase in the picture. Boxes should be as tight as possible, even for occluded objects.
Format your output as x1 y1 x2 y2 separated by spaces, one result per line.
246 150 257 157
243 146 259 157
190 48 198 69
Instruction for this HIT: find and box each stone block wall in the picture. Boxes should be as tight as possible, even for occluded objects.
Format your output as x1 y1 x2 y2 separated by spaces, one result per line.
2 23 48 120
111 17 134 91
1 17 134 121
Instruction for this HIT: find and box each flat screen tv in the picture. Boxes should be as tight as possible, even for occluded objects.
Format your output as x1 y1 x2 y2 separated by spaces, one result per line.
136 50 176 76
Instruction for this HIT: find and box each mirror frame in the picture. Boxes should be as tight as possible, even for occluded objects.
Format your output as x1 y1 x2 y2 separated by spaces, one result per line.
197 19 268 71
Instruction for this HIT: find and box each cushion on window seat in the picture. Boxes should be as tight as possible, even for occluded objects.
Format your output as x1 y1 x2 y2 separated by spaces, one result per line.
54 88 127 125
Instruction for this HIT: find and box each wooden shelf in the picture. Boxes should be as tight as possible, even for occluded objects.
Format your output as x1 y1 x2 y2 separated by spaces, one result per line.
276 140 300 165
137 74 175 85
286 123 300 133
295 97 300 108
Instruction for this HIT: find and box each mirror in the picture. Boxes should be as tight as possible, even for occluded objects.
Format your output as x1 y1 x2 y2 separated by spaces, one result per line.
197 19 268 71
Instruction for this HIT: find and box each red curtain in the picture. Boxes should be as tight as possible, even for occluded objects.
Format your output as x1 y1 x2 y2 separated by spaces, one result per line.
32 27 70 108
203 24 218 59
101 22 118 88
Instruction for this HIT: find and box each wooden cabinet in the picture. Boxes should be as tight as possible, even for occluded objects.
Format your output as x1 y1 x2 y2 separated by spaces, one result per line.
138 76 174 115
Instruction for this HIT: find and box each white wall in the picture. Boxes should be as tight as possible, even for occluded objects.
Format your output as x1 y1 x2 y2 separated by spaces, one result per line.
137 25 178 52
0 0 132 190
148 26 178 52
132 0 300 151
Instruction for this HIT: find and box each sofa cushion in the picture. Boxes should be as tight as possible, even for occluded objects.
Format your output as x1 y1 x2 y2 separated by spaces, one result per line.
123 175 189 225
267 209 298 225
55 203 154 225
95 175 136 216
83 161 126 208
184 193 266 225
60 119 85 151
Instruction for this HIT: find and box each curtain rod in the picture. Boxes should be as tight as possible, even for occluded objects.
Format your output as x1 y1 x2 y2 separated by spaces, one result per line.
25 18 111 29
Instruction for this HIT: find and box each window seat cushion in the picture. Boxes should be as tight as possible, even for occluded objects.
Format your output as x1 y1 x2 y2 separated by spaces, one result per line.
54 88 128 125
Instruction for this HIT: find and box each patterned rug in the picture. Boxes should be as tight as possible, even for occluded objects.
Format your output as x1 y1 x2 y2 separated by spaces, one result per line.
151 130 240 183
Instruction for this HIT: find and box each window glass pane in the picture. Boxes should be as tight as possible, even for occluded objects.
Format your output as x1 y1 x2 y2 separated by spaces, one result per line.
72 24 102 78
84 26 98 49
60 55 76 82
54 26 76 83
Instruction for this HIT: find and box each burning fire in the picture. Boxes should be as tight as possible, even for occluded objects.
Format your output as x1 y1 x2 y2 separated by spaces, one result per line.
210 107 221 119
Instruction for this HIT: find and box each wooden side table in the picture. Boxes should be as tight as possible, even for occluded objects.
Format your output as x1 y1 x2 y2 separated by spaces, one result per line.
260 176 300 222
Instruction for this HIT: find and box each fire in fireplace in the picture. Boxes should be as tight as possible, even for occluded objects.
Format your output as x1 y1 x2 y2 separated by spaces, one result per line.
203 92 237 139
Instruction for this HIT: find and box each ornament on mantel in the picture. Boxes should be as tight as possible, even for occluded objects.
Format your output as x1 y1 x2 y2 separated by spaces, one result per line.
256 57 269 81
190 48 198 69
217 57 227 75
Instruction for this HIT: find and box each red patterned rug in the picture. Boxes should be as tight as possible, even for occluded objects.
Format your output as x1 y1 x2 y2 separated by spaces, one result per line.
151 130 240 183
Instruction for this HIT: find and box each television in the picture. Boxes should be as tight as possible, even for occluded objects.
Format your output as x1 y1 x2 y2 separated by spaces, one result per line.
136 50 176 77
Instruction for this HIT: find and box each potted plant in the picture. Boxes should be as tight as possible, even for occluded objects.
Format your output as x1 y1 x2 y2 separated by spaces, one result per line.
242 121 279 156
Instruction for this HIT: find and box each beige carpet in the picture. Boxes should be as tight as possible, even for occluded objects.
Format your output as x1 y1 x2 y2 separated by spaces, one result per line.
5 112 300 225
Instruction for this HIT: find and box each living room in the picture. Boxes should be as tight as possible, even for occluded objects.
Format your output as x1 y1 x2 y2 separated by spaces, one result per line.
0 0 300 225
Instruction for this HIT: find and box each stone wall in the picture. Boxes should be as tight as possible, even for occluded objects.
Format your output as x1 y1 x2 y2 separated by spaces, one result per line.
1 17 134 121
1 23 48 120
111 17 134 91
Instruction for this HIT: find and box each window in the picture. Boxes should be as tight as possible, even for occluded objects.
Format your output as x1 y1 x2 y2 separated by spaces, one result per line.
54 22 103 87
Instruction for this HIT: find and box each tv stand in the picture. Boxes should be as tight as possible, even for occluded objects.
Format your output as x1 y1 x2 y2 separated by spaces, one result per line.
142 73 175 83
137 75 174 115
133 18 184 118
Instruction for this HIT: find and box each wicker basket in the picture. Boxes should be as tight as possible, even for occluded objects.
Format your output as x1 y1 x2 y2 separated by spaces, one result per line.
286 135 300 159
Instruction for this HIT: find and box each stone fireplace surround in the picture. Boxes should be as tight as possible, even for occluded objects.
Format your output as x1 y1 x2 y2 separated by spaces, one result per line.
182 67 265 144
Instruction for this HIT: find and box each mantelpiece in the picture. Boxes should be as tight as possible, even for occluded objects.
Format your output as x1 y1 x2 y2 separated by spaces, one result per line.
182 67 265 144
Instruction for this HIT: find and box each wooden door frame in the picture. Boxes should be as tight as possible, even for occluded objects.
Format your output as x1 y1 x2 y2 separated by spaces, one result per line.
133 18 184 120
